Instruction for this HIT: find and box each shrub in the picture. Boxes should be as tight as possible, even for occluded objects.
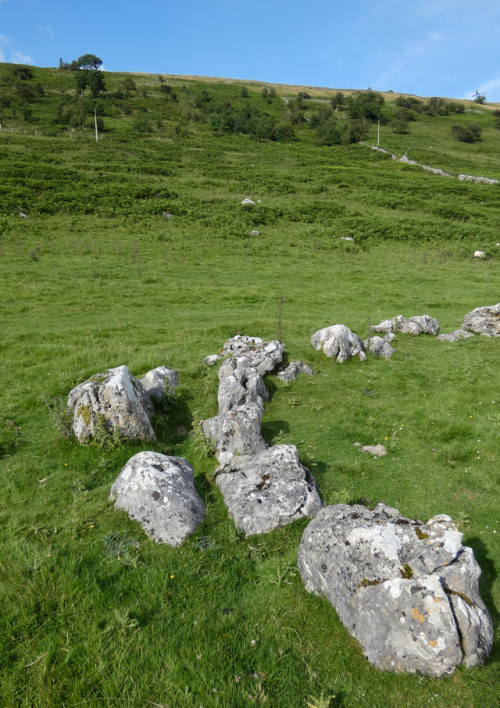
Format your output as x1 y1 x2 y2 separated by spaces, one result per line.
451 123 482 143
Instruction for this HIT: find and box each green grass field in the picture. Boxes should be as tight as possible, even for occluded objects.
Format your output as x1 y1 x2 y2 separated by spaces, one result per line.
0 64 499 707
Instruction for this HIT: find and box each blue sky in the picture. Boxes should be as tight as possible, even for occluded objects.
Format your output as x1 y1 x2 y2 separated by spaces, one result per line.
1 0 500 102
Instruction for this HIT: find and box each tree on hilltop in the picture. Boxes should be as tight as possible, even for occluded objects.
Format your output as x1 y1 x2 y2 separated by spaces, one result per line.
73 54 106 98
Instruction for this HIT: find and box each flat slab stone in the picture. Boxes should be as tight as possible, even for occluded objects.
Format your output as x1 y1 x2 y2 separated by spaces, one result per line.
215 444 324 535
110 451 205 546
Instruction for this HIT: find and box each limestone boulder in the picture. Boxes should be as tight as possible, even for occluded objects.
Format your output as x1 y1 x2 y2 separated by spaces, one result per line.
370 315 440 336
364 336 395 359
110 451 205 546
277 361 314 382
462 303 500 337
437 329 475 342
67 365 155 443
215 444 324 535
138 366 179 401
298 503 493 677
311 324 366 363
202 403 268 465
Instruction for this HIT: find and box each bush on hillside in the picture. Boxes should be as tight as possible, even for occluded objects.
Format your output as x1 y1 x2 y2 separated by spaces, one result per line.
451 123 482 143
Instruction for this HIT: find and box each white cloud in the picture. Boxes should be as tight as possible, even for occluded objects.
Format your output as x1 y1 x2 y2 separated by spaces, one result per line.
12 51 34 65
37 26 56 39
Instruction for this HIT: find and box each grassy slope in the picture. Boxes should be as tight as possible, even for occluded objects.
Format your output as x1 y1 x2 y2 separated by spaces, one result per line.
0 65 499 707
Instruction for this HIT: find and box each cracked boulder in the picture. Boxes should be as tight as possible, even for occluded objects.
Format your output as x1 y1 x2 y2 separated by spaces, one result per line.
215 444 324 535
67 365 155 443
138 366 179 401
311 324 366 363
462 303 500 337
298 503 493 677
110 451 205 545
370 315 440 336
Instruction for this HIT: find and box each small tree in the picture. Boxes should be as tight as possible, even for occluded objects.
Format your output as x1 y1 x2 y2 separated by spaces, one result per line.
451 123 482 143
73 54 105 98
472 90 486 104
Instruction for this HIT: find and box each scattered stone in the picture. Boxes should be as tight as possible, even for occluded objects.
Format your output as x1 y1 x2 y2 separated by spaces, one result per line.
463 303 500 337
298 503 493 676
459 174 499 185
370 314 440 336
204 354 220 366
357 444 387 457
110 451 205 546
250 230 259 236
19 211 28 218
474 250 487 259
162 212 173 218
364 336 395 359
311 324 366 363
67 365 155 443
277 361 314 382
341 237 354 242
437 329 475 342
215 444 324 535
139 366 179 401
241 198 256 206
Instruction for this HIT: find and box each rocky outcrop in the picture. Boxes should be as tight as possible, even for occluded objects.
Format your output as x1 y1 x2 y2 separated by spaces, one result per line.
138 366 179 401
311 324 366 363
370 314 440 336
110 451 205 546
298 503 493 677
215 445 323 536
462 303 500 337
67 365 155 443
202 335 323 534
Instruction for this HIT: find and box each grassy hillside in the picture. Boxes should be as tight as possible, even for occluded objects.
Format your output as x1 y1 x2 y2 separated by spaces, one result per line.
0 64 499 707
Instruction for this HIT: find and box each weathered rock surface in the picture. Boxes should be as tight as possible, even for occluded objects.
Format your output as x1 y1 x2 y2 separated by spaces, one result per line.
298 503 493 676
462 303 500 337
277 361 314 382
241 197 256 205
139 366 179 401
203 335 284 372
311 325 366 363
364 336 396 359
110 451 205 546
215 444 324 535
370 315 440 336
202 403 268 465
67 365 155 443
437 329 475 342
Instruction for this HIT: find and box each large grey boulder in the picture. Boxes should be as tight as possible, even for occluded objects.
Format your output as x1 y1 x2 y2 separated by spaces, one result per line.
298 503 493 677
110 451 205 546
370 314 440 336
202 403 268 465
311 324 366 363
204 335 284 373
138 366 179 401
215 444 324 535
67 365 155 443
462 303 500 337
217 365 269 415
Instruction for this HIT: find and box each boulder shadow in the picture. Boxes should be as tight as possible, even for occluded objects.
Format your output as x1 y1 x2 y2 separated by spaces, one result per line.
466 536 499 661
